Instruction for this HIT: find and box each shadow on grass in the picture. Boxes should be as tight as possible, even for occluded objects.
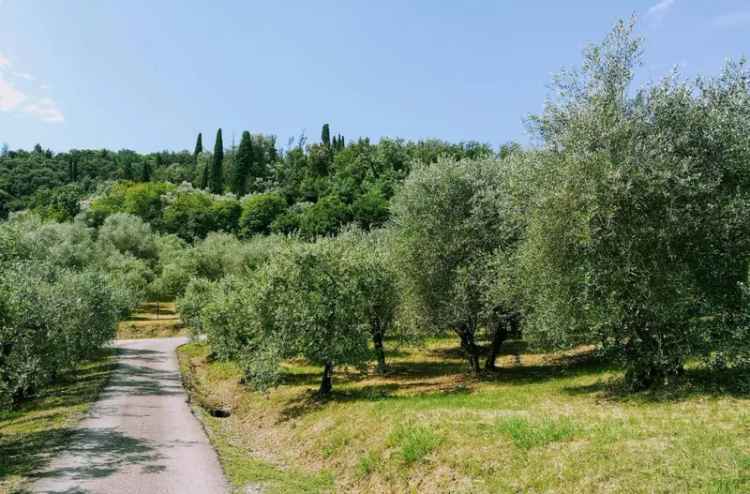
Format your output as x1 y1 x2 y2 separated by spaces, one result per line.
428 339 530 360
563 365 750 403
276 345 610 421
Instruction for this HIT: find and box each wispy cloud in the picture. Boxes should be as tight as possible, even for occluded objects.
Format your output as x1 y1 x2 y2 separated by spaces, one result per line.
0 51 64 123
24 97 64 123
713 12 750 29
647 0 676 22
0 76 27 111
12 71 35 81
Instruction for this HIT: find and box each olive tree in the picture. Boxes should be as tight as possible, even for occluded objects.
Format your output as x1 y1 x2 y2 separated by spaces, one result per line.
0 261 118 408
245 239 371 394
340 228 400 373
519 20 750 389
390 157 523 374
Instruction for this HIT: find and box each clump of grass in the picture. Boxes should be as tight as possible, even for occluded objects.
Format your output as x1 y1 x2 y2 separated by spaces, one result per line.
494 416 579 450
356 450 381 478
387 423 443 465
322 430 351 458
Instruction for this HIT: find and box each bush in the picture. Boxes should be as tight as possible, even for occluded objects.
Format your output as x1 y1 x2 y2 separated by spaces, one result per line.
30 183 85 222
298 194 351 239
85 181 175 228
177 277 216 337
270 202 311 235
97 213 158 263
238 192 287 237
351 186 389 229
199 276 258 360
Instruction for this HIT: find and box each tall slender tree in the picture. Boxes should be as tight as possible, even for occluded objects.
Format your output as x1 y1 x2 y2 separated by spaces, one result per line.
210 129 224 194
321 123 331 148
231 131 254 196
68 158 79 182
141 160 152 182
192 132 203 174
199 161 209 189
193 133 203 157
122 160 133 180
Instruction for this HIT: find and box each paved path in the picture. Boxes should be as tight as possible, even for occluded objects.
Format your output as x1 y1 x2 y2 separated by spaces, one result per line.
31 337 228 494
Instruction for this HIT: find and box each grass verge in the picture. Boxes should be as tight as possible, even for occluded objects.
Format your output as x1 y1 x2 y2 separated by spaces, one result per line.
177 338 750 493
0 349 118 494
117 301 187 339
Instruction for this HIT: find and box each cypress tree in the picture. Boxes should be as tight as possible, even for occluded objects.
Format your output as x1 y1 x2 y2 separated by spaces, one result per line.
231 131 253 195
210 129 224 193
123 160 133 180
68 159 79 182
192 132 203 174
199 161 209 189
193 132 203 157
321 123 331 148
141 161 152 182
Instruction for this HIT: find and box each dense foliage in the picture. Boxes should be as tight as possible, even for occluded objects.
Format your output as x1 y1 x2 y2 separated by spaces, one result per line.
518 20 750 388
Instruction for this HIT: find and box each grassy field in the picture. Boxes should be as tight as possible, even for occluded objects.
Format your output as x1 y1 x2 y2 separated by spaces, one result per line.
117 302 187 339
178 338 750 494
0 349 118 494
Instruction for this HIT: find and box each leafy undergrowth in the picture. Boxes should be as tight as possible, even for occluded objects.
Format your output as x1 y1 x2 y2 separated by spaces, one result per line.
0 349 118 494
178 338 750 494
117 301 187 339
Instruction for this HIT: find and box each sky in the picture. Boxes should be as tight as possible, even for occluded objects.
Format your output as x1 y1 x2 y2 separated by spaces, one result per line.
0 0 749 153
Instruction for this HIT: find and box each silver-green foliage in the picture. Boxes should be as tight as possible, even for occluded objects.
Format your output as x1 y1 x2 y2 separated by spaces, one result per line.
0 262 118 408
519 19 750 388
0 213 149 407
246 238 372 393
390 156 523 373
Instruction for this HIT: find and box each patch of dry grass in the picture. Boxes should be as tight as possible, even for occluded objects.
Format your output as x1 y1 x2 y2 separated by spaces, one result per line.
178 338 750 494
117 302 187 339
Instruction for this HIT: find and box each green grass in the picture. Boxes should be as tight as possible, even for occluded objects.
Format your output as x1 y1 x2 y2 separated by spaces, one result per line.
178 338 750 493
0 349 117 494
493 416 579 450
386 424 443 465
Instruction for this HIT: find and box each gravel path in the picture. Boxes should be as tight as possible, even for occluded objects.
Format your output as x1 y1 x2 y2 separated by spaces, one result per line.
31 337 228 494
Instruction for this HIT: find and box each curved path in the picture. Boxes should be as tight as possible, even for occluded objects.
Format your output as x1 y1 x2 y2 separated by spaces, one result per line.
31 337 228 494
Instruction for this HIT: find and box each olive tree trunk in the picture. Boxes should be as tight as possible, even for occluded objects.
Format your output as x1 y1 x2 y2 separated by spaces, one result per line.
319 361 334 395
372 321 387 374
485 311 520 371
456 323 481 375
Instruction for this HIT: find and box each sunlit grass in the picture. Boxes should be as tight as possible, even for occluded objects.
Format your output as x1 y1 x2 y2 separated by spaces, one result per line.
117 301 187 339
178 337 750 493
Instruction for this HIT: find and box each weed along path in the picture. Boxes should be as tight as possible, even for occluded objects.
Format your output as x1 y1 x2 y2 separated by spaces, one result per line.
30 337 228 494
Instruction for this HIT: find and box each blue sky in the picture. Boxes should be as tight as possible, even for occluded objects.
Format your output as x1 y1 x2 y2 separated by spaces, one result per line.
0 0 748 152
